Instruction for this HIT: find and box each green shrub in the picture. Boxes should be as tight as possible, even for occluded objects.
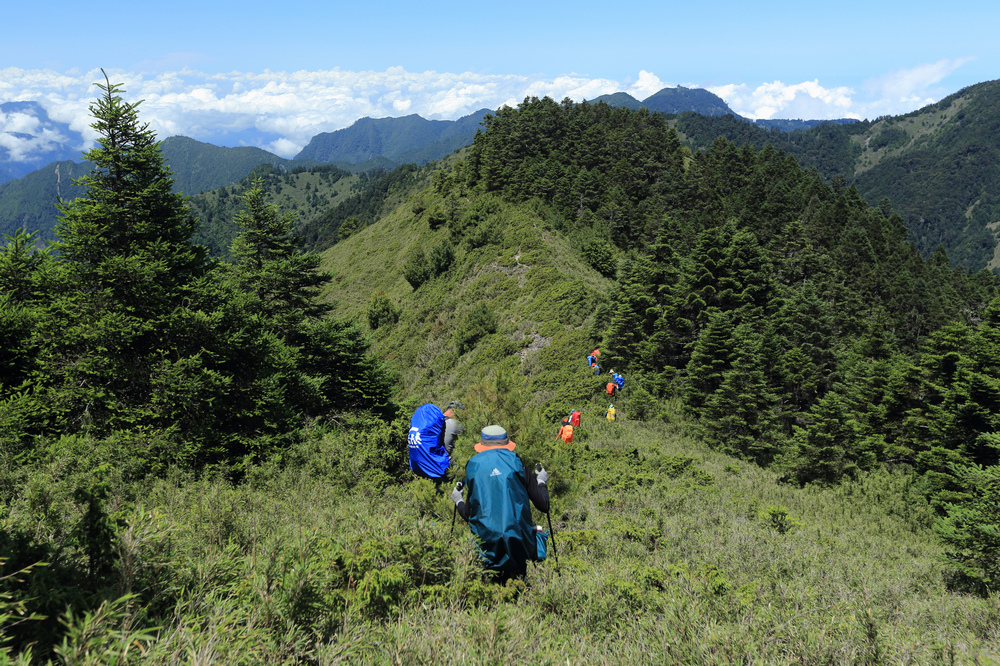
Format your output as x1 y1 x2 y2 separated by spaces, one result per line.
758 505 801 534
470 334 518 366
428 240 455 277
427 207 447 230
936 464 1000 593
366 292 400 330
626 384 657 421
403 247 431 290
454 304 497 355
338 215 365 240
582 240 616 277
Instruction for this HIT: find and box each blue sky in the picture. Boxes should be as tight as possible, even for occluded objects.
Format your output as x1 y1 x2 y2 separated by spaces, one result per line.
2 0 996 157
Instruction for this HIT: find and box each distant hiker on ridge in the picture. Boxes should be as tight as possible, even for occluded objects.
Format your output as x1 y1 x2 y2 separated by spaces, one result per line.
612 370 625 392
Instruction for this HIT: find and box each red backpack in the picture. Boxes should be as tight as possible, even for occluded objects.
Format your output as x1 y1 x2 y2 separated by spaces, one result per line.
606 382 616 396
569 410 581 427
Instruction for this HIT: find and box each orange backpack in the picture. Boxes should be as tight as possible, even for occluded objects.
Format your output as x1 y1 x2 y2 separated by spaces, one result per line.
606 382 616 396
559 425 574 443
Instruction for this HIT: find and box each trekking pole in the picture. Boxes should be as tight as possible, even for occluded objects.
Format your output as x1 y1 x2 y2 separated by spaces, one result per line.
536 463 558 565
450 481 463 535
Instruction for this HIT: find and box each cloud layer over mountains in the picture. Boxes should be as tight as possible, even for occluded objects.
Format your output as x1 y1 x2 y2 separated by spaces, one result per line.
0 60 971 161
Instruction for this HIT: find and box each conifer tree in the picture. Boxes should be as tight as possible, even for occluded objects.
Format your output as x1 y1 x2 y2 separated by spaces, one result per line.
701 321 780 464
36 72 208 434
56 72 206 315
227 177 330 330
784 390 877 484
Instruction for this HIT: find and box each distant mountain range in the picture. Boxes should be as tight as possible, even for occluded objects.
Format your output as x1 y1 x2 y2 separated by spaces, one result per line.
586 87 858 130
588 86 736 116
295 108 492 165
0 101 85 184
5 82 1000 272
0 87 848 190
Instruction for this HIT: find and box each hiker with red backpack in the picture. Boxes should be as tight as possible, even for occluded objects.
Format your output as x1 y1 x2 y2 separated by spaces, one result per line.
586 349 600 367
451 425 551 582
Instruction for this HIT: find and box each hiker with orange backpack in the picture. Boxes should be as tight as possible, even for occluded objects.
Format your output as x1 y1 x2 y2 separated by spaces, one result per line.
557 420 574 443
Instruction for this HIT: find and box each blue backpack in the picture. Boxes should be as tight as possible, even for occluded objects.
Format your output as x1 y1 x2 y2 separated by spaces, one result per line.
463 448 545 575
408 404 449 479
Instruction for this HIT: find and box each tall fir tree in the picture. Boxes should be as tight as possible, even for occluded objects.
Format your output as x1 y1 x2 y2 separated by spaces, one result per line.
32 72 208 436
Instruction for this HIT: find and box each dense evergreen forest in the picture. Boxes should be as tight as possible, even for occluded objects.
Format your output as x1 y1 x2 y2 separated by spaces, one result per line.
3 84 1000 663
669 80 1000 271
465 97 1000 478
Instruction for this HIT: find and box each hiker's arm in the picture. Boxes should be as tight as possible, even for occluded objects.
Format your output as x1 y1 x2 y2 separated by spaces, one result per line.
525 468 550 513
451 483 470 521
443 418 462 456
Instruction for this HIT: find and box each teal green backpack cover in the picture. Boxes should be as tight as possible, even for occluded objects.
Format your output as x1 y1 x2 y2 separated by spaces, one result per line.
463 448 542 575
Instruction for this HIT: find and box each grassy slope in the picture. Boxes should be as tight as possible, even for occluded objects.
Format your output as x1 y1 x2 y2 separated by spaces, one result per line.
282 165 999 662
97 411 998 663
319 184 612 418
849 95 973 177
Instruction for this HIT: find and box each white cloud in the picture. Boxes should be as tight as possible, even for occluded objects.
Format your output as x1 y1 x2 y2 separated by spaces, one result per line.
0 64 974 161
267 137 302 157
707 58 976 122
709 80 856 120
855 57 976 117
628 70 667 100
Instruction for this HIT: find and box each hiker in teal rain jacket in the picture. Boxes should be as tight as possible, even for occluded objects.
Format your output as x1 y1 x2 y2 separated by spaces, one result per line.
451 425 550 581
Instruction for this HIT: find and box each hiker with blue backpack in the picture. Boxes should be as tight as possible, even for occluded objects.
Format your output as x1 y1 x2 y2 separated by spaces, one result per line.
408 401 464 488
451 425 551 582
611 370 625 392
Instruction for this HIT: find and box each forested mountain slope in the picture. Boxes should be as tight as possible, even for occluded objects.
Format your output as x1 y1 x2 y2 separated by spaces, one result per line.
0 137 306 241
670 79 1000 271
294 108 491 165
322 96 1000 503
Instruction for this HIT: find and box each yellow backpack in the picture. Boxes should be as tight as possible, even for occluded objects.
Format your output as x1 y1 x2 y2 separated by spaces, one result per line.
606 406 616 421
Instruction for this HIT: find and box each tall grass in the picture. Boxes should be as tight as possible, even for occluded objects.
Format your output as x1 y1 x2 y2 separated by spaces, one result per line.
4 407 998 663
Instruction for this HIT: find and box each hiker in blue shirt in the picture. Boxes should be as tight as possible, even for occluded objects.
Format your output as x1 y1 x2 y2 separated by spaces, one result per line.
451 425 550 582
